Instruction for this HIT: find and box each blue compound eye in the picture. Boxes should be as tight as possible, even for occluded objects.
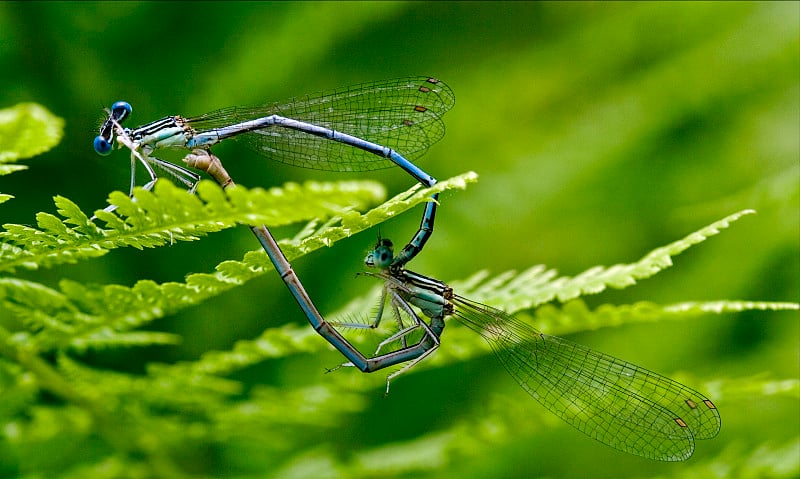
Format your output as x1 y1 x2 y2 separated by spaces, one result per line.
110 101 132 122
93 135 113 155
94 101 131 155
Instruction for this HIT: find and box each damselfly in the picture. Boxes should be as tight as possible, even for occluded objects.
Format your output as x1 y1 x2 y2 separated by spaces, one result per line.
359 237 721 461
94 76 454 267
171 149 450 379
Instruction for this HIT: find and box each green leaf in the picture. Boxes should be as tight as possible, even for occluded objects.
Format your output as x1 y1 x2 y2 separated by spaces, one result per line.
0 103 64 167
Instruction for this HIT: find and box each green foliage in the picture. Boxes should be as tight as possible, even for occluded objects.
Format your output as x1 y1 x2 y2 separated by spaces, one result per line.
0 103 63 174
0 2 798 478
449 209 761 309
0 103 64 206
0 131 796 477
1 172 476 354
0 179 390 272
0 145 478 476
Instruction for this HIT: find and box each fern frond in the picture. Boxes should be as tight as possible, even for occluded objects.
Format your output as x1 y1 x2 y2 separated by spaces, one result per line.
56 352 370 450
0 173 477 353
714 375 800 400
85 173 473 353
68 331 182 351
139 207 792 382
7 204 778 379
292 242 797 375
156 294 797 390
278 171 479 259
323 373 800 479
361 295 799 377
0 164 27 176
0 277 178 352
214 382 370 430
0 178 386 273
158 323 320 378
453 209 757 311
525 299 799 336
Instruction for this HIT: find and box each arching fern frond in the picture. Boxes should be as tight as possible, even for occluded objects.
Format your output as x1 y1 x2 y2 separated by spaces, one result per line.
0 173 478 353
0 178 386 273
451 209 758 311
326 294 798 377
150 207 799 391
527 298 800 336
279 210 795 376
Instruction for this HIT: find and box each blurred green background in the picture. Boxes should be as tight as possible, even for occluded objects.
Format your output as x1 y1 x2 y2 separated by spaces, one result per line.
1 1 798 478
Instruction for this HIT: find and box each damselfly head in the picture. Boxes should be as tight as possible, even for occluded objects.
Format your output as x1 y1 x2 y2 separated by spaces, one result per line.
365 237 394 269
94 101 132 155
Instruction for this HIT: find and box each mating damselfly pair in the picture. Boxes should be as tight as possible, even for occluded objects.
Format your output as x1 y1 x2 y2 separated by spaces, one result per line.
94 76 720 461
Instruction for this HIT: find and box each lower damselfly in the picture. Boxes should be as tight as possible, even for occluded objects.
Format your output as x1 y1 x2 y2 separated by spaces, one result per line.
358 237 721 461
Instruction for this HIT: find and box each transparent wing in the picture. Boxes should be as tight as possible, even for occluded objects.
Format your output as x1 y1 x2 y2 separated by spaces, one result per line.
186 77 455 172
452 295 721 461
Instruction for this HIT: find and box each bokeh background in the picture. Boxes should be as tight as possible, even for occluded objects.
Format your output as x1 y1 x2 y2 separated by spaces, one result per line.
1 2 798 478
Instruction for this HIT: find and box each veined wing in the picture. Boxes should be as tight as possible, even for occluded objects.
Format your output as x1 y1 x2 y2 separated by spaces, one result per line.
452 295 721 461
186 77 455 172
